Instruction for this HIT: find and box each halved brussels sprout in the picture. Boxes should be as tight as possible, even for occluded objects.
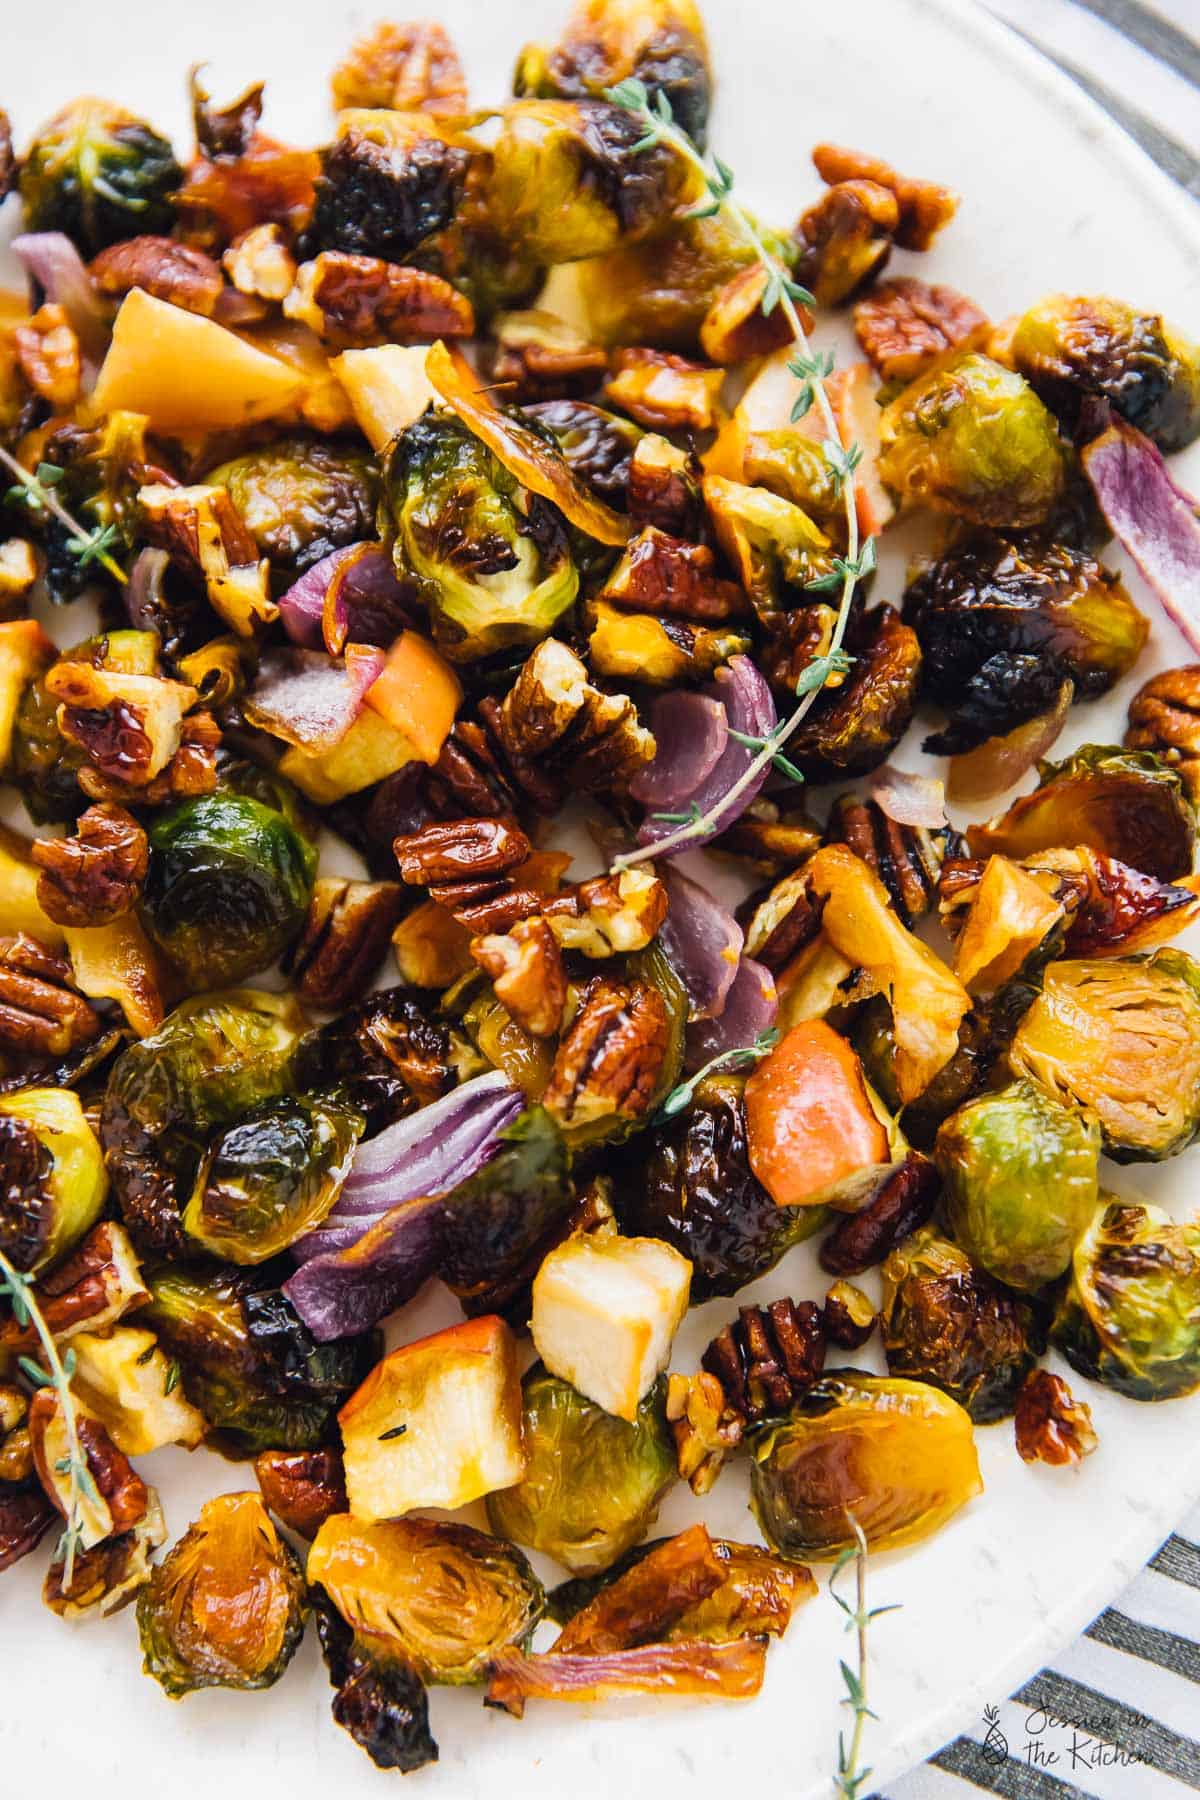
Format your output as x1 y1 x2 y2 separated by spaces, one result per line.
137 1492 307 1697
308 1514 543 1683
936 1079 1100 1291
312 1589 438 1773
437 1107 575 1309
0 1087 107 1274
703 475 833 617
486 1367 676 1574
205 436 378 575
143 791 318 989
313 109 469 263
749 1371 982 1558
879 1225 1046 1421
524 400 643 507
967 745 1196 882
19 97 180 253
879 352 1067 528
1051 1198 1200 1401
785 605 921 781
514 0 712 148
183 1094 363 1265
1009 950 1200 1162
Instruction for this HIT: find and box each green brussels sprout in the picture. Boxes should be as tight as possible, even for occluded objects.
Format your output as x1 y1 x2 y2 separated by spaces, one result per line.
138 1492 307 1697
0 1088 107 1274
486 1367 676 1574
204 435 378 575
514 0 713 148
183 1095 363 1266
879 352 1068 529
1011 294 1200 454
297 986 460 1139
879 1225 1046 1421
312 1589 438 1773
935 1079 1100 1292
749 1371 982 1559
385 412 578 661
141 1262 377 1456
143 791 318 989
1051 1198 1200 1400
19 97 180 255
903 532 1149 754
1009 950 1200 1162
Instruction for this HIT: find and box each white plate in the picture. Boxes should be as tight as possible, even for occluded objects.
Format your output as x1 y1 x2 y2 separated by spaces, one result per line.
3 1 1200 1795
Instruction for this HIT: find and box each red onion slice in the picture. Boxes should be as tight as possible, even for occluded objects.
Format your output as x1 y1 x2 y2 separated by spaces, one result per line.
630 693 728 810
1083 420 1200 655
658 865 744 1020
637 656 777 852
244 643 386 752
278 542 415 653
12 232 111 376
869 767 947 829
684 956 778 1071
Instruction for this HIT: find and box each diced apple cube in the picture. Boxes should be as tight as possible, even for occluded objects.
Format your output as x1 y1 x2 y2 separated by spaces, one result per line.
339 1315 525 1521
531 1235 692 1422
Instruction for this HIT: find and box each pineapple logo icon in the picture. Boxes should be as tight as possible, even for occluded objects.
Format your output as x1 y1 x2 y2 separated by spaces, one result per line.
982 1706 1009 1767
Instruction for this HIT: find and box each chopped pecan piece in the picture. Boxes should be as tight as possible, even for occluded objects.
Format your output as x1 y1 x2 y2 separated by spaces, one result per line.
544 976 669 1128
32 804 148 928
0 934 100 1058
627 435 704 539
0 1383 33 1485
90 236 225 316
854 276 987 383
665 1370 743 1495
44 1489 166 1619
14 304 81 410
700 263 808 365
0 1480 55 1573
824 793 944 928
285 251 474 348
819 1151 940 1276
794 180 899 308
394 817 532 887
542 867 668 957
1126 666 1200 802
29 1391 148 1549
714 802 823 877
811 143 959 252
255 1447 348 1540
599 526 748 622
822 1280 876 1350
496 638 655 800
472 916 567 1038
331 19 468 115
492 310 609 402
0 538 39 605
222 223 298 302
740 863 825 974
0 1221 147 1358
702 1298 825 1425
1015 1369 1098 1467
604 348 725 433
286 878 407 1009
138 482 275 636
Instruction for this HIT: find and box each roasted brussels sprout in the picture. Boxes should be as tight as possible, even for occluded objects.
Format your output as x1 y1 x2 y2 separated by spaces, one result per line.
879 352 1067 529
904 533 1148 754
749 1371 982 1558
0 1087 107 1275
515 0 712 147
308 1514 544 1683
385 412 578 661
183 1095 362 1265
312 1588 438 1773
487 1367 676 1574
438 1107 575 1310
1009 950 1200 1162
879 1225 1046 1421
1051 1199 1200 1401
704 476 833 617
1011 294 1200 453
143 791 318 989
19 98 180 254
299 986 460 1137
966 745 1196 883
138 1492 307 1697
205 436 378 575
935 1079 1100 1291
313 110 469 262
523 400 643 507
783 605 921 781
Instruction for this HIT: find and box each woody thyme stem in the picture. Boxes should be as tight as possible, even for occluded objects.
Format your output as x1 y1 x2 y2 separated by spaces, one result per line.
0 1247 86 1587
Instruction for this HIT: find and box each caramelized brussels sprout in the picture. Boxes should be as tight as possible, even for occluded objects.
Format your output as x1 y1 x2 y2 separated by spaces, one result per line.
784 605 921 781
879 1225 1046 1421
936 1079 1099 1291
0 1087 106 1275
308 1514 543 1683
298 986 460 1137
313 110 469 262
749 1371 982 1558
138 1492 306 1697
1009 950 1200 1162
879 352 1067 529
205 436 378 575
143 792 318 989
904 533 1148 754
1051 1199 1200 1401
967 745 1196 883
487 1367 676 1574
312 1588 438 1773
19 97 180 254
1011 294 1200 453
523 400 643 507
703 476 833 617
385 412 578 661
515 0 712 148
438 1107 575 1309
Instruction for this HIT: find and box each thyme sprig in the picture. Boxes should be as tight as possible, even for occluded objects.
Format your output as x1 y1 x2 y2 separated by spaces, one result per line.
658 1026 780 1119
605 79 870 872
0 446 128 586
0 1248 93 1587
829 1517 900 1799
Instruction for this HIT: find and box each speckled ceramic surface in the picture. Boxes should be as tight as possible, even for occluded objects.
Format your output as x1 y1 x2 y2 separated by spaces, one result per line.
2 1 1200 1794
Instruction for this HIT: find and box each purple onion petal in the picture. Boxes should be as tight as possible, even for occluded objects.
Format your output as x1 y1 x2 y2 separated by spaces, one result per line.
685 956 778 1072
638 657 776 853
630 693 728 810
12 232 110 375
284 1192 447 1341
1083 420 1200 656
279 543 415 652
869 766 947 829
278 546 362 648
658 865 744 1021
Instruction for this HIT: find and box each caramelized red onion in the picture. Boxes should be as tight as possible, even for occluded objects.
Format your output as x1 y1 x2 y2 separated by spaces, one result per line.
278 543 413 653
869 766 947 829
12 231 110 374
684 955 778 1071
658 866 743 1021
1083 420 1200 656
637 656 776 852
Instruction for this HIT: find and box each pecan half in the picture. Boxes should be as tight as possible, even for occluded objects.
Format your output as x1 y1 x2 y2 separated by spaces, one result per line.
700 263 807 365
824 793 944 928
492 310 609 403
14 304 80 410
714 802 823 877
428 717 527 818
702 1298 825 1425
819 1151 940 1276
286 878 406 1009
665 1370 743 1495
599 527 748 622
0 934 100 1058
44 1489 166 1619
604 348 725 433
811 143 959 251
222 223 298 302
394 817 532 887
331 19 468 115
627 435 704 539
1126 666 1200 802
138 482 275 636
0 1480 55 1573
794 180 899 308
854 277 987 383
496 638 655 800
544 976 668 1127
1014 1369 1098 1468
255 1446 348 1540
90 237 225 316
471 916 567 1038
29 1391 148 1549
285 251 474 348
0 1110 55 1272
0 1221 148 1357
32 804 147 928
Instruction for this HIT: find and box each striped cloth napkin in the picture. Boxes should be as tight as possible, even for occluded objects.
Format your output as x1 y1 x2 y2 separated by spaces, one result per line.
890 5 1199 1795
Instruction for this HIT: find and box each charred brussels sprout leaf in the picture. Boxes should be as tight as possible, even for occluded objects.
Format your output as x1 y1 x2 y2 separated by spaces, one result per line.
487 1367 676 1574
312 1588 438 1773
298 986 459 1138
19 98 180 254
879 351 1067 529
313 111 469 262
183 1095 363 1265
0 1087 106 1275
438 1107 574 1307
879 1225 1046 1422
143 792 318 989
137 1492 306 1697
385 412 578 662
904 533 1148 754
514 0 713 149
1009 950 1200 1162
205 436 378 575
749 1370 982 1559
524 400 643 508
1051 1199 1200 1401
